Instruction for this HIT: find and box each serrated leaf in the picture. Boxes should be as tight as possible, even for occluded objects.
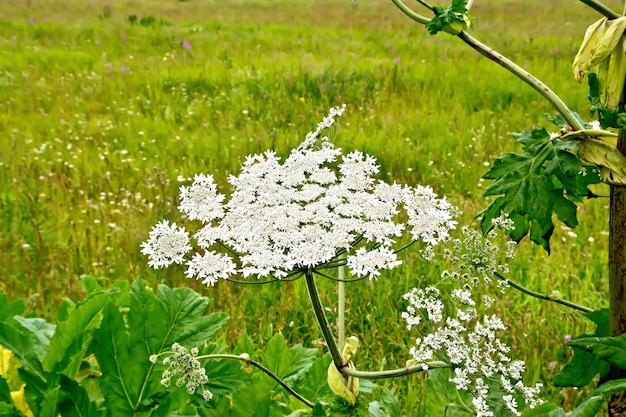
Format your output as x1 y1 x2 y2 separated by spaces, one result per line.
43 292 110 375
263 334 317 383
93 280 229 416
481 126 601 252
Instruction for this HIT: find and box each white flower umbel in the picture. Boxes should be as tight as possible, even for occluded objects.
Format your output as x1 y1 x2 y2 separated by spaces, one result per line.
143 106 456 284
141 220 191 268
402 284 542 417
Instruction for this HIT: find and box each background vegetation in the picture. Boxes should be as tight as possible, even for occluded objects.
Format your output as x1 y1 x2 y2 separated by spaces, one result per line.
0 0 622 412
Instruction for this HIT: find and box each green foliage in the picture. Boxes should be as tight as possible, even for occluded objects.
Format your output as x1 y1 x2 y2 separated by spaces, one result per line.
587 73 626 129
425 0 468 35
480 123 601 252
0 279 241 416
554 309 609 387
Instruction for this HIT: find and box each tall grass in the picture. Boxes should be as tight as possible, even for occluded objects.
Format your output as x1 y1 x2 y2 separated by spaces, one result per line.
0 0 621 411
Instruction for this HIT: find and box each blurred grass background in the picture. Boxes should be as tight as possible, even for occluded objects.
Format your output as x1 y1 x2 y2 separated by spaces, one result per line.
0 0 622 412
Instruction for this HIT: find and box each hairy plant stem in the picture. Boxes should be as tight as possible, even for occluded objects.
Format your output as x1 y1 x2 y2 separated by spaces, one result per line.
493 271 593 313
579 0 620 18
202 354 314 408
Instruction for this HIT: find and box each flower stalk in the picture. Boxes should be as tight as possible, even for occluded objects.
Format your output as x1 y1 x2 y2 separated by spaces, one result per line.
493 271 593 313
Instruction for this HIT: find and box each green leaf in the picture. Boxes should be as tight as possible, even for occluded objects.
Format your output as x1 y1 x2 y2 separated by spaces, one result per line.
425 0 468 35
92 279 229 416
554 309 610 387
0 402 24 417
38 387 60 417
0 296 24 323
588 73 626 129
569 379 626 417
567 333 626 369
43 291 111 375
480 126 601 252
12 317 54 364
423 368 473 417
57 374 103 417
263 334 318 383
91 302 138 416
520 402 566 417
0 376 11 404
294 353 332 400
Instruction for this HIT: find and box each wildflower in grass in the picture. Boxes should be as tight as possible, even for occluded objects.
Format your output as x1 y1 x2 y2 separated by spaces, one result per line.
143 106 457 284
182 41 191 50
153 343 212 401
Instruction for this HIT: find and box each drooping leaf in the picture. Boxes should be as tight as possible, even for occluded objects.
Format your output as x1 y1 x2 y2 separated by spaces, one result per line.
480 126 601 252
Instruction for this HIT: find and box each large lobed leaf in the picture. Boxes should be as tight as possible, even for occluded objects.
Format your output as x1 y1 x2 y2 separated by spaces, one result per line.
480 125 601 252
91 279 228 416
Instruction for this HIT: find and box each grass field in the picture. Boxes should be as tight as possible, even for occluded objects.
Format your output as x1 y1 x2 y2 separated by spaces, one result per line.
0 0 623 413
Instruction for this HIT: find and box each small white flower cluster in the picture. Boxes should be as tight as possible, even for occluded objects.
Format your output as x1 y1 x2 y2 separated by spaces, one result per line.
153 343 212 402
141 107 457 284
402 286 542 417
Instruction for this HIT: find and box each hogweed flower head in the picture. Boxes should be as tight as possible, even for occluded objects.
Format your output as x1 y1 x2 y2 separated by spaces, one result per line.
142 106 457 284
154 343 212 401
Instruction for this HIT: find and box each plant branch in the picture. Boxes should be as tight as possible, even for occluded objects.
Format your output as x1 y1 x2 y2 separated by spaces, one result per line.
202 354 314 408
304 269 346 370
388 0 430 25
457 31 585 131
579 0 620 19
341 361 451 379
493 271 593 313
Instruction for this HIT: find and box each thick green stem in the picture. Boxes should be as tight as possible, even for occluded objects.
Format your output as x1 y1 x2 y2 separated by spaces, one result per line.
457 31 585 131
201 354 314 408
338 258 346 350
305 269 345 370
341 361 451 380
388 0 430 25
579 0 620 19
493 271 593 313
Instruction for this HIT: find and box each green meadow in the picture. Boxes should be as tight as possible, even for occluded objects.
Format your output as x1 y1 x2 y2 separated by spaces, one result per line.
0 0 622 412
